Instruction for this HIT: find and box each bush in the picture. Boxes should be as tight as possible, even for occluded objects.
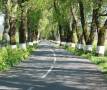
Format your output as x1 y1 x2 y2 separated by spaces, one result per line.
0 47 8 70
100 63 107 73
91 57 107 64
0 45 35 71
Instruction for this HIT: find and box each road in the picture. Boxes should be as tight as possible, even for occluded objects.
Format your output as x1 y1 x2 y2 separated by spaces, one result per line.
0 40 107 90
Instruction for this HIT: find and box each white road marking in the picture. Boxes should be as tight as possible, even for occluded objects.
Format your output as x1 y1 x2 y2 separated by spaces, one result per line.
27 87 34 90
41 48 56 79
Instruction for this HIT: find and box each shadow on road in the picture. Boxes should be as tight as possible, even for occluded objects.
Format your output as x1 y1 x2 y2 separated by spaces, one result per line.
0 57 107 90
0 41 107 90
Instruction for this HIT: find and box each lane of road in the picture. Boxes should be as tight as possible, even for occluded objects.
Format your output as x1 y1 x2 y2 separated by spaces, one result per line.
0 41 107 90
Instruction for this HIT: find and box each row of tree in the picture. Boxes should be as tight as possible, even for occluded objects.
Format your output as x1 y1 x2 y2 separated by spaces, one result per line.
49 0 107 56
0 0 107 56
0 0 43 49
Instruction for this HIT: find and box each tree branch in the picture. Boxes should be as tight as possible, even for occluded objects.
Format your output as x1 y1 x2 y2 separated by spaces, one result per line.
99 13 107 16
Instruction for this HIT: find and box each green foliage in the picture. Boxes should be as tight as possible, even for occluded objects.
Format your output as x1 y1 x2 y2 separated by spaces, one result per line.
0 46 35 71
100 63 107 73
91 56 107 64
28 9 42 32
0 47 8 70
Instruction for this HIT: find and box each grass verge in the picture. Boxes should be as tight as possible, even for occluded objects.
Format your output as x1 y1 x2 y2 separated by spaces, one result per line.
64 45 107 73
0 45 37 71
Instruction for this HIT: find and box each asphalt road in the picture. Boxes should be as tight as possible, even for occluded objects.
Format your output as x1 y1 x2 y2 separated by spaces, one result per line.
0 41 107 90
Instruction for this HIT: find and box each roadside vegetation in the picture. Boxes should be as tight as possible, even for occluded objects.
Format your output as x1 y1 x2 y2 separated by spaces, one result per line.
64 42 107 73
0 45 35 71
0 0 40 71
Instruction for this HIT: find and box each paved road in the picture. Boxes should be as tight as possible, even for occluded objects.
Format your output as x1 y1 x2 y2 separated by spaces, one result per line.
0 41 107 90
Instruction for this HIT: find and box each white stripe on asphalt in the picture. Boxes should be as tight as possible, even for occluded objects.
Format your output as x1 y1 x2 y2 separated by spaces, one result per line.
41 48 56 79
27 87 34 90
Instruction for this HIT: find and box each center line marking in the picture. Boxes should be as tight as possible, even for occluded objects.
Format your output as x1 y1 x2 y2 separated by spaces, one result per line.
27 87 34 90
41 47 56 79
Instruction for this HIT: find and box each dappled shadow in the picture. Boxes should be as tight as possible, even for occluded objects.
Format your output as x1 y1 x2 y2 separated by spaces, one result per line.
0 63 107 90
32 49 87 59
21 59 93 66
31 50 54 57
0 41 107 90
0 77 81 90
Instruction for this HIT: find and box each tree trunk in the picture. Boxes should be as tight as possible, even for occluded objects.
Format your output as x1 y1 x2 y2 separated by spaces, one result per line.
2 0 10 46
86 0 102 52
33 30 38 44
19 6 27 49
27 30 33 46
66 22 71 43
78 0 89 45
85 9 98 51
37 31 40 43
96 19 107 56
9 1 18 49
71 7 83 49
9 18 17 46
71 19 76 43
27 19 34 46
58 23 62 45
55 25 61 45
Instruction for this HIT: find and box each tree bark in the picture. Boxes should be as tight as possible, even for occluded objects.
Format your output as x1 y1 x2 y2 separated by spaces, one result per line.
65 22 71 42
78 0 89 44
71 7 83 49
58 23 62 45
9 1 18 47
34 25 38 41
71 19 76 43
96 19 107 56
2 0 10 46
85 9 99 51
19 5 27 49
85 0 102 52
9 18 17 45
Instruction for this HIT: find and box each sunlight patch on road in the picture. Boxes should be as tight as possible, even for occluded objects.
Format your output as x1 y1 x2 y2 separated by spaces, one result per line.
0 86 19 90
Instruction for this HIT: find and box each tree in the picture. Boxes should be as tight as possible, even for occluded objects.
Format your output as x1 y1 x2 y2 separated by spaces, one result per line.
2 0 10 46
78 0 89 46
9 0 18 49
27 9 42 45
97 19 107 56
85 0 102 52
18 0 29 49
